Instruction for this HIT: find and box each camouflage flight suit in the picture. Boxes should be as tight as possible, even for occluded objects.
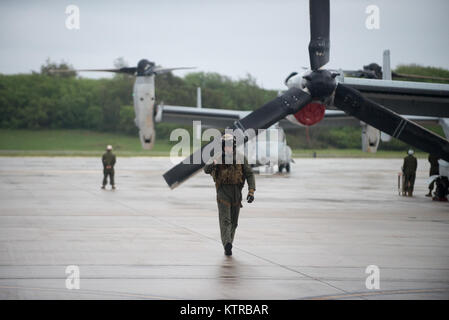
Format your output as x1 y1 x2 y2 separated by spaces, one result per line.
402 154 417 196
204 158 255 248
102 151 116 187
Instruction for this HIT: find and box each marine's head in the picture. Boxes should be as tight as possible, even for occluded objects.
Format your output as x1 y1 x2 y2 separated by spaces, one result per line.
106 145 113 151
222 133 235 155
408 149 414 156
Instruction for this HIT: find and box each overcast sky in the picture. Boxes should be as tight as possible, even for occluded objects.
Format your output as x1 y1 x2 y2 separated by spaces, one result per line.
1 0 448 89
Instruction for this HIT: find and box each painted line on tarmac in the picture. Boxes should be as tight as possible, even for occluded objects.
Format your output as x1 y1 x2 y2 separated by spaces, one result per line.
304 288 449 300
0 285 177 300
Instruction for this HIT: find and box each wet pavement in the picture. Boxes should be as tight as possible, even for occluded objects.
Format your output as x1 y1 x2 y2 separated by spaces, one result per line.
0 157 448 299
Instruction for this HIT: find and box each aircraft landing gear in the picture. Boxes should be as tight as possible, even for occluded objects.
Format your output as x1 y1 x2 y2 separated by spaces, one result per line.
278 164 290 173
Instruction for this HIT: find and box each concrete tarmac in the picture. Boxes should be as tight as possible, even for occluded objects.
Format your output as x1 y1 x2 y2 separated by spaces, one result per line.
0 157 448 300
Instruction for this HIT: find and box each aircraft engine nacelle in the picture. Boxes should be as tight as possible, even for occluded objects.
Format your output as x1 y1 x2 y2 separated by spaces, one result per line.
286 102 326 127
133 76 156 150
139 127 156 150
361 123 380 153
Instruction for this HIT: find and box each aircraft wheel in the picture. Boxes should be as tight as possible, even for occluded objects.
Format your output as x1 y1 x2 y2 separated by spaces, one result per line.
286 163 290 173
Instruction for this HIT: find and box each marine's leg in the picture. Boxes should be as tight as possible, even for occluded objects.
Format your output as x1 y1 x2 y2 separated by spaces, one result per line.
403 174 410 194
427 180 434 197
217 201 232 247
102 169 107 188
409 173 416 196
230 205 240 244
110 170 115 187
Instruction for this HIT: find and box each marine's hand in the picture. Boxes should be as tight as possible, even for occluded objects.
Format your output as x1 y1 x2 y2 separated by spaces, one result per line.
247 189 254 203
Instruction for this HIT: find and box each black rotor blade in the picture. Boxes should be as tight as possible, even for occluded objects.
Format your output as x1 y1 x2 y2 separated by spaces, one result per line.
333 83 449 161
49 67 137 75
77 67 137 75
163 87 312 189
309 0 330 70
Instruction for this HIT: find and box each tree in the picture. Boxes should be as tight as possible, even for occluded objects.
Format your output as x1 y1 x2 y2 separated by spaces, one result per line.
118 105 137 135
40 58 77 78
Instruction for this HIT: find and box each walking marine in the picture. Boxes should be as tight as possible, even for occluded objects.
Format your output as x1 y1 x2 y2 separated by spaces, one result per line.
402 149 417 197
102 145 116 190
204 134 255 256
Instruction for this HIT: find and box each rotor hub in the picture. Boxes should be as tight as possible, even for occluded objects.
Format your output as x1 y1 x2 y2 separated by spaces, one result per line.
303 69 337 101
137 59 155 76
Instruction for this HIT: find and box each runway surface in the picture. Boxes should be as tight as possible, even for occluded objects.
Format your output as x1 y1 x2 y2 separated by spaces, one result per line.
0 157 448 300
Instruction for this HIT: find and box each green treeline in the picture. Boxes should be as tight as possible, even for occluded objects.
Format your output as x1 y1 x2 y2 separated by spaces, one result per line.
0 60 447 151
0 63 276 136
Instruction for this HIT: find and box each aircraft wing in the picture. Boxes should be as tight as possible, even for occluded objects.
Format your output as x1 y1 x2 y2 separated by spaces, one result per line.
157 105 357 128
158 104 441 130
338 77 449 118
157 105 250 128
158 77 449 129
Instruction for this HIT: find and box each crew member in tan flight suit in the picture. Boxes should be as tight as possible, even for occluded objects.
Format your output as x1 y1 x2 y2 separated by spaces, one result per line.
204 134 255 256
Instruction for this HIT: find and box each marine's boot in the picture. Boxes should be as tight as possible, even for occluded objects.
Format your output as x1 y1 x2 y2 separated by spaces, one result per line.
101 185 105 190
112 185 116 190
425 191 432 197
224 243 232 256
408 191 413 197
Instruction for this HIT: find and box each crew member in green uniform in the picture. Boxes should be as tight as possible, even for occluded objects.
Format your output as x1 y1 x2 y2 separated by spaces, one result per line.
402 149 417 197
204 134 255 256
426 154 440 197
102 145 116 190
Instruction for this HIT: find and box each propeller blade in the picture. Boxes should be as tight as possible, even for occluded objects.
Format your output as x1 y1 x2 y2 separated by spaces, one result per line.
152 67 196 75
333 83 449 161
49 67 137 75
162 87 312 188
77 67 137 75
308 0 330 70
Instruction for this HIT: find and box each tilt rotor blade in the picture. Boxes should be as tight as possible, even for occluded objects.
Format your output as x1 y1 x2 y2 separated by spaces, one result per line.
309 0 330 70
333 83 449 161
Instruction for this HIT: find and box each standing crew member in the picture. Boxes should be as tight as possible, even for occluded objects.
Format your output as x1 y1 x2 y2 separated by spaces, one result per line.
426 154 440 197
204 134 255 256
402 149 417 197
102 145 116 190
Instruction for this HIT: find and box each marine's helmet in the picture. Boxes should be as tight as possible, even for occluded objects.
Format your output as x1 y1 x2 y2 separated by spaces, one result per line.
408 149 414 155
221 133 237 165
222 133 235 142
106 145 113 151
221 133 236 150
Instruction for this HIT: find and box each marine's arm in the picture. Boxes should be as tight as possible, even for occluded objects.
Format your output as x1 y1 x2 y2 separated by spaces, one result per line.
243 159 255 203
243 160 255 191
204 163 215 174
